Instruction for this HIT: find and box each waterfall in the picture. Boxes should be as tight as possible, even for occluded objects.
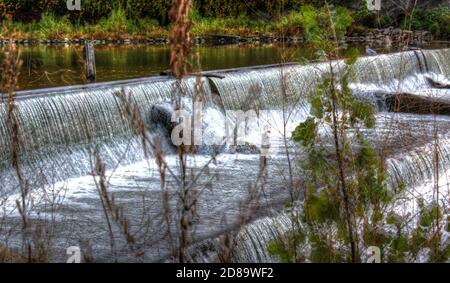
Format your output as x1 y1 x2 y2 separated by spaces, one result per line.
387 139 450 189
352 49 450 87
186 138 450 264
350 49 450 111
2 49 447 166
1 49 448 187
187 214 292 263
208 49 450 112
422 48 450 76
0 77 212 186
1 48 450 262
208 63 334 111
353 51 423 85
231 214 292 263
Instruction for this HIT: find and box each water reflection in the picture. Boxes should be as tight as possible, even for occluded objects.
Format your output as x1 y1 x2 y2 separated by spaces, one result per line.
8 42 450 90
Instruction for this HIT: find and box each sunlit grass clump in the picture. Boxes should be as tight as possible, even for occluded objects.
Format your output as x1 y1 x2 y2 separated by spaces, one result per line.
38 13 73 39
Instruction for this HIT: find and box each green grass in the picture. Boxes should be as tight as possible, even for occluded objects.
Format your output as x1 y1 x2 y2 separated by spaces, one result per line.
0 7 306 40
0 8 169 40
0 6 447 41
38 13 73 39
274 11 304 36
97 8 130 34
191 15 273 37
190 11 308 37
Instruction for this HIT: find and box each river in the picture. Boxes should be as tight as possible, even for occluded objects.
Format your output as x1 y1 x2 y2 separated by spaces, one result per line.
0 44 449 262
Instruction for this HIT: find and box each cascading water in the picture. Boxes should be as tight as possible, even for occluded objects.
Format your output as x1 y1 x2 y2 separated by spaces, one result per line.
353 51 423 85
208 62 341 111
0 77 213 188
387 139 450 189
2 49 448 176
423 48 450 75
1 48 450 262
187 214 293 263
351 49 450 109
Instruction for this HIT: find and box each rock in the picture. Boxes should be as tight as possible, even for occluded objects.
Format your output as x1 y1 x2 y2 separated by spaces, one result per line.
147 104 175 136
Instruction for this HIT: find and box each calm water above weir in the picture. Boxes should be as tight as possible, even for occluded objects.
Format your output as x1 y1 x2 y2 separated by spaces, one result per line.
13 42 450 90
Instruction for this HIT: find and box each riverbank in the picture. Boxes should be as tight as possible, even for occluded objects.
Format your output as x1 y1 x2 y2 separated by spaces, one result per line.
1 5 449 46
0 28 438 47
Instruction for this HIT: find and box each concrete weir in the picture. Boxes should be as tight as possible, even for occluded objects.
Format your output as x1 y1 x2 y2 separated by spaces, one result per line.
0 49 449 181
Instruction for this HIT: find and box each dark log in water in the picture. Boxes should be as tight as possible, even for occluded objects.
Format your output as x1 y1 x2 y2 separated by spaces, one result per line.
425 76 450 89
386 92 450 115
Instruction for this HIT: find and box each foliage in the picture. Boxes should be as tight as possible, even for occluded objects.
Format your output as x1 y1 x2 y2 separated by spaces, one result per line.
0 8 168 40
0 0 173 24
191 15 272 37
96 8 129 34
38 13 73 39
403 7 450 38
0 4 351 39
351 2 396 31
274 11 304 36
300 4 353 52
197 0 307 20
1 1 449 39
269 3 449 263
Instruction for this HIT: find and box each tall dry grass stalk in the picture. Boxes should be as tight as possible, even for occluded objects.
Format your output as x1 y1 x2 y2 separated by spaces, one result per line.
0 42 30 259
1 40 63 263
169 0 192 80
168 0 195 263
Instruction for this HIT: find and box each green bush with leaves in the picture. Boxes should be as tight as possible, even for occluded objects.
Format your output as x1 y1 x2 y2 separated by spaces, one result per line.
403 7 450 38
275 11 304 36
38 13 73 39
300 4 352 52
2 1 448 39
268 3 449 263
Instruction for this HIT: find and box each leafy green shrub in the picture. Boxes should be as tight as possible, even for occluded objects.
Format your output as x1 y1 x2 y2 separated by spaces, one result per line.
403 7 450 38
269 3 449 263
191 15 271 36
354 3 377 28
379 15 393 28
275 11 304 36
300 5 353 51
38 13 72 39
197 0 309 20
97 8 129 34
